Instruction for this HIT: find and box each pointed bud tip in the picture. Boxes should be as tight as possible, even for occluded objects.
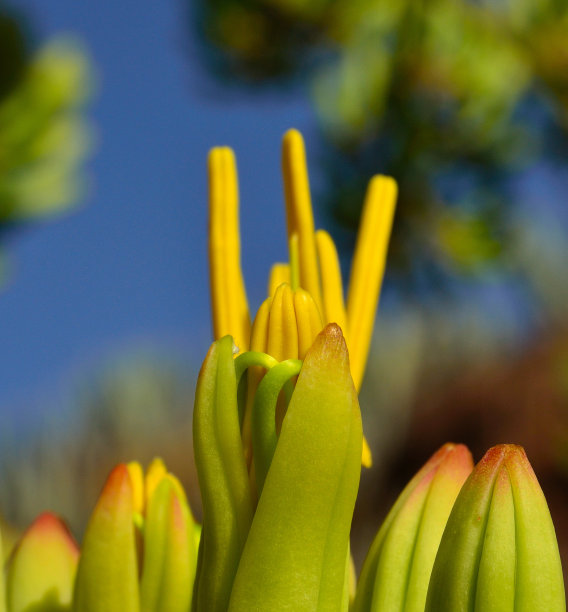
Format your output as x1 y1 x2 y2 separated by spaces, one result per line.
307 323 349 368
106 463 132 490
95 463 134 514
477 444 530 474
22 512 78 555
32 512 65 533
435 442 473 468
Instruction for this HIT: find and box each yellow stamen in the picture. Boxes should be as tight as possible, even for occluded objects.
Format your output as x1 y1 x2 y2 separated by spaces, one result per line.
243 285 322 468
145 457 168 509
127 461 144 516
267 284 299 361
288 233 300 291
208 132 398 470
315 229 349 339
268 263 290 297
293 288 323 359
281 129 323 314
250 297 271 354
361 438 372 468
208 147 251 353
346 175 397 392
242 297 272 466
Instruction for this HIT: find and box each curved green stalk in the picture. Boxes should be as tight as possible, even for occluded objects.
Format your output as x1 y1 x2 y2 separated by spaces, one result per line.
252 358 302 494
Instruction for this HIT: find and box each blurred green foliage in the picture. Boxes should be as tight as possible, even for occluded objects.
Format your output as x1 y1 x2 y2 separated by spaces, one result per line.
0 6 92 283
196 0 568 286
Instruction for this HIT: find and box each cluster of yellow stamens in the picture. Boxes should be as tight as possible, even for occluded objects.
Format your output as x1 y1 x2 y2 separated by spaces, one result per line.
208 129 397 467
127 458 188 522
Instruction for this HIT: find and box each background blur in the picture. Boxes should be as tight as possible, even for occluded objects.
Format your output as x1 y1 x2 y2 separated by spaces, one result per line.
1 0 567 574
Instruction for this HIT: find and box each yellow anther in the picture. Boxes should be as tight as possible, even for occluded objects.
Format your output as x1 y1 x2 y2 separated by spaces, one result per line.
315 229 349 339
293 288 323 359
208 146 251 353
250 297 271 354
347 175 397 391
127 461 145 516
268 263 290 297
128 458 194 519
145 457 168 509
361 438 372 468
267 284 299 361
281 129 323 313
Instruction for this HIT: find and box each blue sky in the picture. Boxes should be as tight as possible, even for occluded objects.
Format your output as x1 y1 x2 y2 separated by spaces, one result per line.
1 0 322 423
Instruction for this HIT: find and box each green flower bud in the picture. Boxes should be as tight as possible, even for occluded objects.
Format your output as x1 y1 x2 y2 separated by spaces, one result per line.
73 465 139 612
228 323 362 611
353 443 473 612
6 513 78 612
426 444 566 612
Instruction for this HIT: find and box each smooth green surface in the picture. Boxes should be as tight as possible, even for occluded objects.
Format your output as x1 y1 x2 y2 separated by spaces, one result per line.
474 467 516 611
352 443 472 612
7 514 78 612
426 445 566 612
192 336 253 612
140 478 197 612
72 465 139 612
252 358 302 494
228 324 362 612
426 447 502 611
507 449 565 612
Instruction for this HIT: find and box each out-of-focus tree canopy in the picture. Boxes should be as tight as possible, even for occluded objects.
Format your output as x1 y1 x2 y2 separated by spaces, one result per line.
195 0 568 290
0 5 93 283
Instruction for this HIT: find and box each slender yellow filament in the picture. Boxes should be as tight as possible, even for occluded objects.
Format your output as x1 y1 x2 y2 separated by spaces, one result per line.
281 129 323 313
208 147 251 353
346 175 397 391
316 229 349 340
288 233 300 291
293 288 323 359
250 297 271 354
208 133 397 471
268 264 290 297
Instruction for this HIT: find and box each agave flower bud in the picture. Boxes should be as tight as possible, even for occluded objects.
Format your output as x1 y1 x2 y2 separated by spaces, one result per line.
208 130 397 468
73 464 139 612
73 460 197 612
426 444 566 612
352 443 473 612
228 324 362 611
6 512 78 612
140 476 197 612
